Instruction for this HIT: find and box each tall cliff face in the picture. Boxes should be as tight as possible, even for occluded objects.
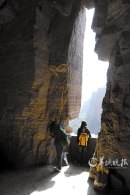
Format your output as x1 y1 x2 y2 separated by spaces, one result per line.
0 0 86 167
92 0 130 190
69 87 106 135
85 87 106 134
67 6 86 120
0 0 130 190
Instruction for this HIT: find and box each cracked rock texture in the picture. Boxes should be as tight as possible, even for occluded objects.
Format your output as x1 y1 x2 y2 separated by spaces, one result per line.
0 0 86 168
92 0 130 191
0 0 130 192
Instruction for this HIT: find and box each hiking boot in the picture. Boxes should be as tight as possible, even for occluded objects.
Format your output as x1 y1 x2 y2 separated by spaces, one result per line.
53 167 61 172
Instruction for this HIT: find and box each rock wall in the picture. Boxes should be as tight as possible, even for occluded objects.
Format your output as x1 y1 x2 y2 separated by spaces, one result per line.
0 0 130 191
69 87 106 135
85 87 106 134
67 4 86 120
92 0 130 191
0 0 86 167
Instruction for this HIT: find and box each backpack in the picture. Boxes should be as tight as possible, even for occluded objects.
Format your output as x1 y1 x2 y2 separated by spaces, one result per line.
59 124 70 147
78 133 88 146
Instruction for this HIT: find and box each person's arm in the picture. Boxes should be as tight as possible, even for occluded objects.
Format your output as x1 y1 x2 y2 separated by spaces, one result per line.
77 128 80 144
56 124 61 139
49 121 56 137
86 128 91 137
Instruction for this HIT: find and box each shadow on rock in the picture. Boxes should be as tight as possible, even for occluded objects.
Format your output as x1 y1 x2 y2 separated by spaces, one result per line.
0 165 59 195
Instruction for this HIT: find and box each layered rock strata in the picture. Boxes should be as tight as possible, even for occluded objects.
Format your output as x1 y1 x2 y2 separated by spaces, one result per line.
0 0 86 167
92 0 130 191
0 0 130 192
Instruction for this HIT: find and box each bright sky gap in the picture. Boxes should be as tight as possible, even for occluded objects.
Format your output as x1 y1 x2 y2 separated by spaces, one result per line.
81 9 109 107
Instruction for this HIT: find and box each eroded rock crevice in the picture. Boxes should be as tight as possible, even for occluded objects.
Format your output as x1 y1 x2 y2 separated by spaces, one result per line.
0 0 130 191
92 0 130 191
0 0 86 167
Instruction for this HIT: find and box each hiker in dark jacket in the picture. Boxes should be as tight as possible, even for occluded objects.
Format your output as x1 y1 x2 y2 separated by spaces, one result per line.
49 118 63 172
76 121 91 166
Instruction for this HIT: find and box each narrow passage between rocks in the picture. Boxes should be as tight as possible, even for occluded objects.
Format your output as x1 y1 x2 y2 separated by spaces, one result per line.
0 163 125 195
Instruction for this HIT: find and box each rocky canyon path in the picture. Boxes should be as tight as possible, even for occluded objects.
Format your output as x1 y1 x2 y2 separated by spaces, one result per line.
0 162 126 195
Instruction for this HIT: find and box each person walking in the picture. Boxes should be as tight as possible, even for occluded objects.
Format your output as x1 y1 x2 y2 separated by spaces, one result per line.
49 118 63 172
76 121 91 166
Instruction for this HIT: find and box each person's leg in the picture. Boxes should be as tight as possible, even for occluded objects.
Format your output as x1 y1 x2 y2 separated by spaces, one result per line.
62 152 69 166
77 146 83 165
83 146 87 165
55 142 63 170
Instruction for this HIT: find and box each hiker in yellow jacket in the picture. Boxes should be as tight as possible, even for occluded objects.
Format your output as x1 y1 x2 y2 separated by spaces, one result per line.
76 121 91 166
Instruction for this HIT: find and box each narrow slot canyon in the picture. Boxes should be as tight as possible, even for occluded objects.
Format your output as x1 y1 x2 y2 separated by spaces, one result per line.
0 0 130 194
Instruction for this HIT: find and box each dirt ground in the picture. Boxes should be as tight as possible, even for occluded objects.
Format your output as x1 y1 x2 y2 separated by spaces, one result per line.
0 162 127 195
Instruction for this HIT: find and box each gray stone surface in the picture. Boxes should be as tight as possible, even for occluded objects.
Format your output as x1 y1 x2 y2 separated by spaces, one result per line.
0 163 128 195
0 0 130 193
0 0 86 168
92 0 130 192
